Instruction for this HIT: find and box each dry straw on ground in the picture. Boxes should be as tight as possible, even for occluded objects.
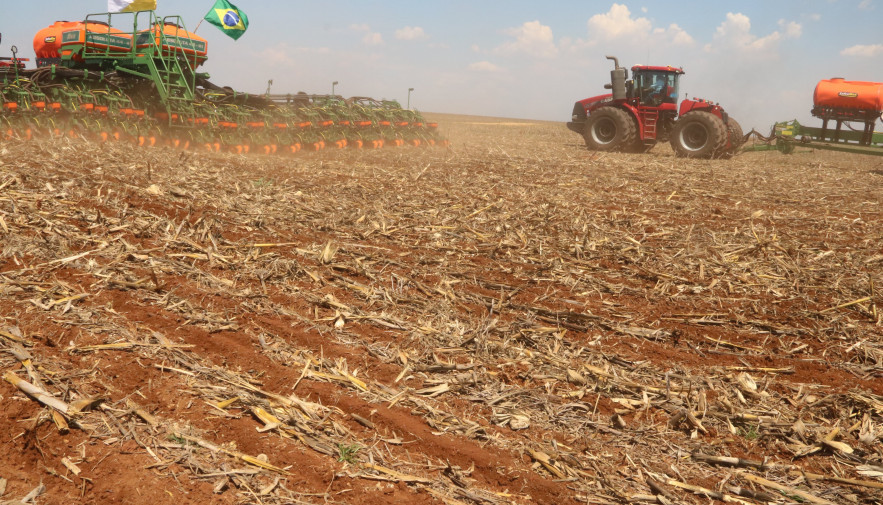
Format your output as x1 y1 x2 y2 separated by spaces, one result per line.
1 114 882 505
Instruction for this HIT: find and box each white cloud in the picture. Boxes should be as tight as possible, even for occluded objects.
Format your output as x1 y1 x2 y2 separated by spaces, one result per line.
704 13 800 53
653 23 694 45
395 26 427 40
469 61 503 72
709 13 757 49
779 19 802 38
349 23 383 45
363 32 384 45
859 0 873 10
587 4 652 40
495 21 558 58
840 43 883 56
583 4 694 47
257 43 331 67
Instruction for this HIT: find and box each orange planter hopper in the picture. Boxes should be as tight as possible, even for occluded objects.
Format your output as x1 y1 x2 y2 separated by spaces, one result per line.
34 21 132 60
136 22 207 68
814 78 883 112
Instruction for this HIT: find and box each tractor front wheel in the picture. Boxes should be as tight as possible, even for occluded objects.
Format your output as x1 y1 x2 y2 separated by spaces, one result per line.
670 111 727 159
583 107 637 152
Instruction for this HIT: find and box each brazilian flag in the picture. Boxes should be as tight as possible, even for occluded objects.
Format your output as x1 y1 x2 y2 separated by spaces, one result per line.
204 0 249 40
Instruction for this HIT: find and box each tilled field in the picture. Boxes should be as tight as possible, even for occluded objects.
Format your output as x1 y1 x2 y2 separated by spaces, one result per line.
1 115 882 505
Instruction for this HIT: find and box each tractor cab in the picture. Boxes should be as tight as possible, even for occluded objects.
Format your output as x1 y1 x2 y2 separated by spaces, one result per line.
630 65 682 108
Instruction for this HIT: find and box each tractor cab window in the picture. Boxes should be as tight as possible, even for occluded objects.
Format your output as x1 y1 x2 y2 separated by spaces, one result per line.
635 71 678 106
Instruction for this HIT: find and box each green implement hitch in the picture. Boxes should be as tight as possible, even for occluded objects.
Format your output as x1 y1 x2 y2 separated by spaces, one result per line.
742 119 883 157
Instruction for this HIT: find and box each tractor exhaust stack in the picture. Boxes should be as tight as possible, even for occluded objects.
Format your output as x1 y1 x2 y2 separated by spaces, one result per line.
604 55 627 101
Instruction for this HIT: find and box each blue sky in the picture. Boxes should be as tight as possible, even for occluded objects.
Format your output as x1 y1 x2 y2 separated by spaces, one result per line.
2 1 882 130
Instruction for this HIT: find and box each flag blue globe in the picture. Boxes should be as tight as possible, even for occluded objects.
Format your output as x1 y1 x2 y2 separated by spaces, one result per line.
223 11 240 27
205 1 249 40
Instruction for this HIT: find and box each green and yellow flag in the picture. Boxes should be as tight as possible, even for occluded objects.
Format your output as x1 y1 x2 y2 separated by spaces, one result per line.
204 0 249 40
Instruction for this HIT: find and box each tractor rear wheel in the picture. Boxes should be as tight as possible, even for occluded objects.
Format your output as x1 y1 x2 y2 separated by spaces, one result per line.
670 111 727 158
583 107 637 152
720 118 744 159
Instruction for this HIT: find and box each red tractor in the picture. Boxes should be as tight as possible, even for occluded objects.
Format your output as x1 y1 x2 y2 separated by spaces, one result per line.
567 56 743 158
0 35 28 70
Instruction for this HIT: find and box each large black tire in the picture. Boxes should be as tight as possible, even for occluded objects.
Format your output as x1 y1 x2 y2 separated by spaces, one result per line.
583 107 637 152
669 111 727 159
720 118 744 159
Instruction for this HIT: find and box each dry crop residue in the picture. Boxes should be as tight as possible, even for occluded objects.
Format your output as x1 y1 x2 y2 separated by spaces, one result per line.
1 114 882 505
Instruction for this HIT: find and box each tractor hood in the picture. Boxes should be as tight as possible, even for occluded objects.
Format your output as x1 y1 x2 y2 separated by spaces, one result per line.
566 93 614 134
577 93 614 114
